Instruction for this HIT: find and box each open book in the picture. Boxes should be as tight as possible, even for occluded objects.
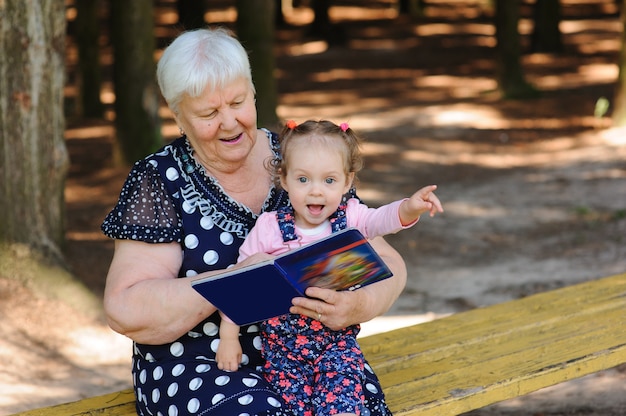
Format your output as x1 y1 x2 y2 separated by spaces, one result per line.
191 228 393 326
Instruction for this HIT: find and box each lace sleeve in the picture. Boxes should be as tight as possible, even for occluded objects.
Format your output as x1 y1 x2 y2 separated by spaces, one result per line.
101 161 182 243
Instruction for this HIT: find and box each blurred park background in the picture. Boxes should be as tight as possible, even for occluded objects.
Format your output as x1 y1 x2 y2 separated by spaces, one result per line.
1 0 626 414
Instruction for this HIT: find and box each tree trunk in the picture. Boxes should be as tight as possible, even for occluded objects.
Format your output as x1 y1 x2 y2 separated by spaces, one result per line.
398 0 427 17
110 0 162 166
75 0 104 118
177 0 206 30
530 0 563 53
0 0 69 259
612 0 626 126
237 0 279 129
494 0 537 98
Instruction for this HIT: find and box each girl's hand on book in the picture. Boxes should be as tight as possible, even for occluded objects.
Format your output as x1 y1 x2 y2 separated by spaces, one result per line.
236 252 275 268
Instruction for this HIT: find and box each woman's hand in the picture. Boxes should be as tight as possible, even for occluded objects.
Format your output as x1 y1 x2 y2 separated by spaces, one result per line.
290 236 406 330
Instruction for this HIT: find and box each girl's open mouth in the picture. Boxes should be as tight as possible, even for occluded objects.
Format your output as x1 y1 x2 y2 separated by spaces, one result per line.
307 205 324 215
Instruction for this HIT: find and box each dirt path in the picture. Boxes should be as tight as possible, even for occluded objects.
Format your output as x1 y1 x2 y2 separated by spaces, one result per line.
2 1 626 414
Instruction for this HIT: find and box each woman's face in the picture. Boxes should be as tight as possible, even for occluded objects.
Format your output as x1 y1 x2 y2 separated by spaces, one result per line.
175 78 257 172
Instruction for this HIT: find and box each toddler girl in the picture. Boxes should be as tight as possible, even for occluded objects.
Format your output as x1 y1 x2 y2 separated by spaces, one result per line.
217 119 443 416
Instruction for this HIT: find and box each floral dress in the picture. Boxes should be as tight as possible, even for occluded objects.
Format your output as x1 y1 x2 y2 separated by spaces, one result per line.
101 130 391 416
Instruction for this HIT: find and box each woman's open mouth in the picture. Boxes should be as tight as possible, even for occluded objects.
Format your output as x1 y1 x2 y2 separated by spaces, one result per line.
221 133 242 143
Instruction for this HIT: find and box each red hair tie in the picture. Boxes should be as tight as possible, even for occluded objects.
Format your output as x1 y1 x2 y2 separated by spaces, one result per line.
340 122 349 132
286 120 297 129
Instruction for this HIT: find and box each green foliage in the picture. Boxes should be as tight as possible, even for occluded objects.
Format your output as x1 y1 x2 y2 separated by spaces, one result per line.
594 97 610 118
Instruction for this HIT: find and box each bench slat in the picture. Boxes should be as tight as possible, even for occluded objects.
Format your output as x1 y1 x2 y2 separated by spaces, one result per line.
359 273 626 415
10 389 136 416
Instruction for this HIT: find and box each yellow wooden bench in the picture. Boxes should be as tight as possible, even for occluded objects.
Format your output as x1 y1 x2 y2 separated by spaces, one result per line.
12 272 626 416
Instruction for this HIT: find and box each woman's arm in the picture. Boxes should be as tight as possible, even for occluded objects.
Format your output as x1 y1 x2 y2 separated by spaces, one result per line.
103 239 217 344
290 236 407 330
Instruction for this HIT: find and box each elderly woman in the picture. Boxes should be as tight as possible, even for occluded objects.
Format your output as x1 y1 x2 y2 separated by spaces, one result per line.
102 27 406 416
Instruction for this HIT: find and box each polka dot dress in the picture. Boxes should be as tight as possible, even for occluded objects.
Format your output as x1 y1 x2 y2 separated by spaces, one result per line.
102 131 392 415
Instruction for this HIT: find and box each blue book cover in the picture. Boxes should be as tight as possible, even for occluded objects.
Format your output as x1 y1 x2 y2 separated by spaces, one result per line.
191 228 393 326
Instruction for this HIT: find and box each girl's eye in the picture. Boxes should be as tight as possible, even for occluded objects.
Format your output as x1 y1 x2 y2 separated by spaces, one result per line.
298 177 308 183
325 178 336 184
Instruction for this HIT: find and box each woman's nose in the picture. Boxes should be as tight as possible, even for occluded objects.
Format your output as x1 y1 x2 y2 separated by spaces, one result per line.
219 108 237 130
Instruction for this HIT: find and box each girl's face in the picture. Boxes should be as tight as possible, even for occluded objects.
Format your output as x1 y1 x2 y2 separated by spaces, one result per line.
280 139 354 230
174 78 257 173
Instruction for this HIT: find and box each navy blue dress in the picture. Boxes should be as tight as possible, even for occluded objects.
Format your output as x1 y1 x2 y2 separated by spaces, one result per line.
101 130 391 416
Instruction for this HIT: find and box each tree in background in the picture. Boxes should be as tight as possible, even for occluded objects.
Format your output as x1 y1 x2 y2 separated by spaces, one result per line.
494 0 538 98
612 0 626 126
177 0 206 30
110 0 162 166
237 0 279 128
530 0 563 53
398 0 427 17
0 0 101 315
75 0 105 118
0 0 69 259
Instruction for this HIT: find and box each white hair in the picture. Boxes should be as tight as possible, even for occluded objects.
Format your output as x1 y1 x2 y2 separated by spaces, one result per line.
156 27 255 113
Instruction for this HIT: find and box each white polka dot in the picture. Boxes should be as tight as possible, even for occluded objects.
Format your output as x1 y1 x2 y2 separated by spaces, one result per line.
153 366 163 381
152 388 160 403
186 269 198 277
200 216 214 230
238 394 254 405
189 377 203 391
247 325 259 333
187 398 200 413
188 330 202 338
167 382 179 397
364 362 373 374
170 342 184 357
242 377 258 388
267 397 282 408
203 250 219 265
215 375 231 386
203 322 219 336
220 232 234 245
252 335 262 351
210 339 220 353
166 167 179 181
168 404 178 416
172 363 185 377
183 200 194 214
211 393 225 405
241 353 249 365
139 369 147 384
195 363 211 373
366 382 379 394
184 234 199 249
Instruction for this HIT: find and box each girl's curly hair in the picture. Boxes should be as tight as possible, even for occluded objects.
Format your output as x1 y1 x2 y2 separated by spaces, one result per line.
269 120 363 189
